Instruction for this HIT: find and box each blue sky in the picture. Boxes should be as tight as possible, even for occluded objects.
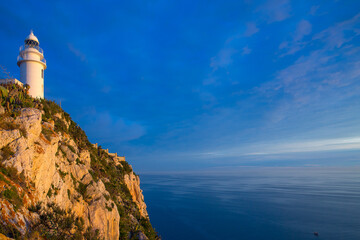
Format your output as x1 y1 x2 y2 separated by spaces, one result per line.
1 0 360 171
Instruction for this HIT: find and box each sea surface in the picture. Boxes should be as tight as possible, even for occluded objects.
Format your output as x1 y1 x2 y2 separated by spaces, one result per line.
140 167 360 240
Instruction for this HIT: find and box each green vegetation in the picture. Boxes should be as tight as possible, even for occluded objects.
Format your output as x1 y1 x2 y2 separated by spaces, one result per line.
54 117 68 133
28 202 42 213
0 185 23 211
0 221 21 239
68 144 76 153
1 145 15 160
58 169 68 179
41 127 53 141
76 158 84 165
41 99 62 122
30 202 102 240
0 119 19 130
0 163 27 189
47 188 53 198
76 181 89 200
0 83 37 113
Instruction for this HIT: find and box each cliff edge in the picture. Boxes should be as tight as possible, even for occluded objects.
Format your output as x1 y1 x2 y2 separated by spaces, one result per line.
0 84 159 240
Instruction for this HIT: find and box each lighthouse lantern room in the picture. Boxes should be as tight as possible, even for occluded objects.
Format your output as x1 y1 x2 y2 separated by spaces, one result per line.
17 30 47 99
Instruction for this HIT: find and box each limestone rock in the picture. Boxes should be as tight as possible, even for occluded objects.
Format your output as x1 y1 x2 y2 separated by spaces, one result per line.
0 106 5 115
0 233 14 240
0 129 20 149
87 196 120 240
14 108 42 143
0 105 153 240
124 171 148 218
132 231 149 240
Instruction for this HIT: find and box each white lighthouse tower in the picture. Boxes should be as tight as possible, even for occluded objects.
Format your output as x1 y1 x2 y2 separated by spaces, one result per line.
17 31 47 99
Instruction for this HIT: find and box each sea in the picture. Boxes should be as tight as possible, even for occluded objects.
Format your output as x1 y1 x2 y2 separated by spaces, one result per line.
140 167 360 240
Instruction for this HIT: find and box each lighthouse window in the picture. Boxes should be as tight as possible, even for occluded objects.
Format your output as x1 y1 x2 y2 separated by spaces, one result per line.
41 69 44 79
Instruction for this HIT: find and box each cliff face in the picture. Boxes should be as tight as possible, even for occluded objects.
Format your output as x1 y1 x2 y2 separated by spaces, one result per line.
0 84 158 240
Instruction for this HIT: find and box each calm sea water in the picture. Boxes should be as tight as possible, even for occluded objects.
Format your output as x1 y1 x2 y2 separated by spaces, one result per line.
140 167 360 240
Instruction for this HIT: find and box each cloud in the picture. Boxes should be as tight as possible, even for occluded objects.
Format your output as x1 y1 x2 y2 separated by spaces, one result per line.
313 13 360 49
244 22 259 37
257 0 292 23
253 13 360 135
67 43 87 62
242 46 252 55
278 19 312 56
246 137 360 155
201 137 360 158
82 111 146 143
210 48 237 71
260 48 360 106
293 20 312 41
309 5 320 16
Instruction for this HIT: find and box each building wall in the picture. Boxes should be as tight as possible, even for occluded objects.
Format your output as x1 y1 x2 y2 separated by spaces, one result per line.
20 61 44 98
0 78 23 87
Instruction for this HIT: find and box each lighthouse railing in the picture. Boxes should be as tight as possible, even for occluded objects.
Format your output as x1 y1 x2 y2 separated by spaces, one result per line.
17 55 46 65
19 45 44 55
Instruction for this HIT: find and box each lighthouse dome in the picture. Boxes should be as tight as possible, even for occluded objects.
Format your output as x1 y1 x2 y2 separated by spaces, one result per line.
25 30 39 46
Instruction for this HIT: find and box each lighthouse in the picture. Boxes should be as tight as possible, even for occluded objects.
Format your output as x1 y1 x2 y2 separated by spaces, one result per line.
17 31 47 99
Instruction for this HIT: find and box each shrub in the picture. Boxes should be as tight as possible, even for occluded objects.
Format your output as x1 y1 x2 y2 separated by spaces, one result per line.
30 202 101 240
54 118 68 133
0 221 21 239
58 169 68 179
121 161 133 174
19 127 27 138
28 202 42 213
76 182 88 200
68 144 76 153
0 121 19 130
41 127 53 141
0 185 23 211
47 188 52 198
76 158 84 165
1 145 15 160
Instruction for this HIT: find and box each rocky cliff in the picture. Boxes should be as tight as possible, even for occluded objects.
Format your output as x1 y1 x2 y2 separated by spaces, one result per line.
0 84 159 240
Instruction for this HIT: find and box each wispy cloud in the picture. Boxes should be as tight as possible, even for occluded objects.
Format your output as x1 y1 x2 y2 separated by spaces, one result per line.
293 20 312 41
257 0 292 23
82 111 146 143
244 22 259 37
309 5 320 16
210 48 238 71
262 13 360 106
279 19 312 56
201 137 360 158
313 13 360 49
242 46 252 55
67 43 87 62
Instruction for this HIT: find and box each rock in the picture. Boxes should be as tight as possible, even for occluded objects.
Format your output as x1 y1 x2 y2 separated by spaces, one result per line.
14 108 42 143
42 121 54 130
80 150 91 168
60 144 78 163
0 129 21 149
0 233 14 240
0 104 152 240
87 191 120 240
0 106 5 115
124 172 148 218
132 231 149 240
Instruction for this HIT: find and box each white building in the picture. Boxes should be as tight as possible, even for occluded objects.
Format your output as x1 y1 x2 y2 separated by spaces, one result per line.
17 31 46 99
0 78 23 87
